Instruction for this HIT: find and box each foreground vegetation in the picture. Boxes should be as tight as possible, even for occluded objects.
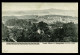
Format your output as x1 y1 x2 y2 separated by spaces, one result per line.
2 20 78 42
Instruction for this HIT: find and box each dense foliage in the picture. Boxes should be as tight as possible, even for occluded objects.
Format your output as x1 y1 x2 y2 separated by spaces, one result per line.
2 19 78 42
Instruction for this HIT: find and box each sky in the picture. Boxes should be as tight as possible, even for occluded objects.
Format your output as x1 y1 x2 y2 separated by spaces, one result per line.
2 2 78 11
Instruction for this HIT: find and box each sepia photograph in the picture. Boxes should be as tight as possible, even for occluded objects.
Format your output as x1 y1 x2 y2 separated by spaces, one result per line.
2 2 78 53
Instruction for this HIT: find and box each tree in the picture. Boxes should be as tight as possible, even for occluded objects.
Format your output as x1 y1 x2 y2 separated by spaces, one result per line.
37 21 51 42
31 23 38 32
50 22 78 42
50 28 64 42
2 23 9 42
38 21 48 30
62 22 78 42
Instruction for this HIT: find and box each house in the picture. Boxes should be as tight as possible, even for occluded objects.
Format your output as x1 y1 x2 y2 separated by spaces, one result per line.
37 29 44 34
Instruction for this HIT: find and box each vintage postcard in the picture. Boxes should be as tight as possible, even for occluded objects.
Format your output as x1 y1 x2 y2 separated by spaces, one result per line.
2 2 78 53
